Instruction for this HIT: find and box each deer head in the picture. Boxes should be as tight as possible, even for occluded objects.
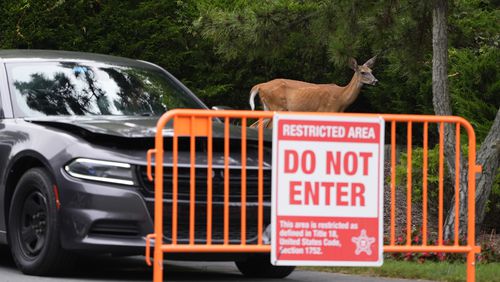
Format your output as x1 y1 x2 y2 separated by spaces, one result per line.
349 56 378 86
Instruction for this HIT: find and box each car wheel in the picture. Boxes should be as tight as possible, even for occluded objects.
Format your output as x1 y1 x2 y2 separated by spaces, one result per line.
8 168 75 275
235 254 295 278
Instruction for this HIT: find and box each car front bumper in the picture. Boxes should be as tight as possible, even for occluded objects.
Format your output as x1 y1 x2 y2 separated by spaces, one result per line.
58 172 153 254
57 170 271 258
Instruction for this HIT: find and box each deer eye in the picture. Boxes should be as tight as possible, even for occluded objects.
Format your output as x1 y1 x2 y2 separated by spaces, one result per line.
360 71 367 75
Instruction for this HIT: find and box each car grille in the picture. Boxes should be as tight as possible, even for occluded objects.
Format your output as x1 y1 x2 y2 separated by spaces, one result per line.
139 166 272 244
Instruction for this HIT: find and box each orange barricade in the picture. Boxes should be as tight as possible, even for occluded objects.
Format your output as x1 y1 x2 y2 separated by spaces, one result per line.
145 109 481 282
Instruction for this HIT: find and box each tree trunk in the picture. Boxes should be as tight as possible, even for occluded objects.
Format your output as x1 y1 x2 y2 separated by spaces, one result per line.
430 0 464 240
432 0 500 239
431 0 454 173
444 107 500 239
431 0 450 119
475 108 500 232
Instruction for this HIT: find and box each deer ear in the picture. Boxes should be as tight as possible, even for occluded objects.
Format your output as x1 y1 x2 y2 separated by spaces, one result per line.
363 55 377 68
348 58 358 71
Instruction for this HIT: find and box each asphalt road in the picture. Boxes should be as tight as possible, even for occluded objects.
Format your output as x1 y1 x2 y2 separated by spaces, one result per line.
0 246 432 282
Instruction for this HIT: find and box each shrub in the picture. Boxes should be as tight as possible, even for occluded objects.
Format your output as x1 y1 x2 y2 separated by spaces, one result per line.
384 226 500 263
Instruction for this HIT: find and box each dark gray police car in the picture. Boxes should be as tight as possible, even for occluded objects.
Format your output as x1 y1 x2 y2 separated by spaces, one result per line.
0 50 294 278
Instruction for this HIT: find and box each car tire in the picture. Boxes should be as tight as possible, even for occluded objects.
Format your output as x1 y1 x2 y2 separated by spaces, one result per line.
8 168 75 275
235 254 295 278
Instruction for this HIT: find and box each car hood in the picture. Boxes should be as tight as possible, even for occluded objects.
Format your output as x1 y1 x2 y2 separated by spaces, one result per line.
25 115 271 141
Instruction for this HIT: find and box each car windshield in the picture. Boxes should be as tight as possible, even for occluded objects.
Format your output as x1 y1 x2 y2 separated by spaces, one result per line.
7 61 205 117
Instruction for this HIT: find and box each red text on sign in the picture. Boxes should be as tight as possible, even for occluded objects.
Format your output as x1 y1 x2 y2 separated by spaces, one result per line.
326 151 373 176
289 181 365 207
284 150 316 174
284 150 373 176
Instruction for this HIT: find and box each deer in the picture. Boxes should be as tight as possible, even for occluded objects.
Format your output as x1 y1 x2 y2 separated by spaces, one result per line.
249 56 378 127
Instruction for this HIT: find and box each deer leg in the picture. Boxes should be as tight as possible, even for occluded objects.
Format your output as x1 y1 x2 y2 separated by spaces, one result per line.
264 118 273 128
259 95 271 111
263 102 270 111
249 120 259 128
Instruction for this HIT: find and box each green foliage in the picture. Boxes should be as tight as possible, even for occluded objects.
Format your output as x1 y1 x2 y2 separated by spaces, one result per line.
197 1 319 62
395 143 500 232
385 226 500 264
450 0 500 50
447 0 500 142
0 0 236 106
449 47 499 140
395 145 452 205
1 0 496 117
0 0 497 114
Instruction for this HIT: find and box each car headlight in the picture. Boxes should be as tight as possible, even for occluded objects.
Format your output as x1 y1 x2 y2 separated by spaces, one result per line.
64 158 135 186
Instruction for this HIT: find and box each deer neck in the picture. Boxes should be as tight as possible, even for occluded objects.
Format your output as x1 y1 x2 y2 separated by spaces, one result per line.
340 72 363 107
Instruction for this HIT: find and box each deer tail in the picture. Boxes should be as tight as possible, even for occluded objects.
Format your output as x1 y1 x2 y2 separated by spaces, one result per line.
249 87 259 110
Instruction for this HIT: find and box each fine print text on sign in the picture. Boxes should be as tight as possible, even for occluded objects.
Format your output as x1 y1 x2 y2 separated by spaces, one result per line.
271 114 385 266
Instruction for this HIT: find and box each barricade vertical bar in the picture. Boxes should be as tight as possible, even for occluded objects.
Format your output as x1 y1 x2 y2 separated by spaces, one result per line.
189 116 195 245
467 251 475 282
241 118 247 245
173 116 179 245
258 118 264 245
224 117 230 245
151 113 168 282
454 124 460 245
406 121 412 245
465 120 478 282
390 121 396 245
422 122 428 245
438 122 444 245
207 117 213 245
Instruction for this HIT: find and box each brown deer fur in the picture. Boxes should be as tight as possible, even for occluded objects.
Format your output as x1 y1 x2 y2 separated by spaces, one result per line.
249 56 378 113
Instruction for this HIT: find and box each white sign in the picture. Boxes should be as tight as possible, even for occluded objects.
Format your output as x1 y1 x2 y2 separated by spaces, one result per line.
271 114 384 266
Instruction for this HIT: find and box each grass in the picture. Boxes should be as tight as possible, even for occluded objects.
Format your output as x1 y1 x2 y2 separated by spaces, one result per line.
300 260 500 282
